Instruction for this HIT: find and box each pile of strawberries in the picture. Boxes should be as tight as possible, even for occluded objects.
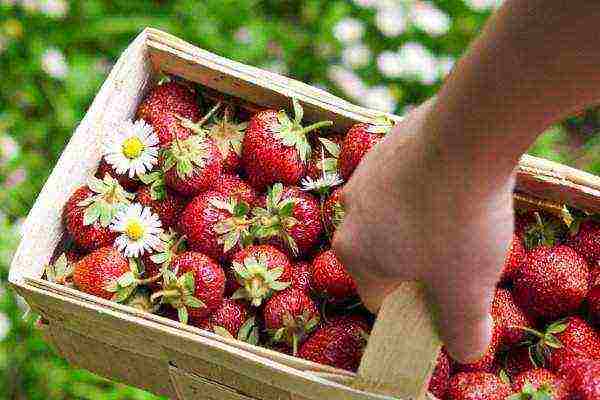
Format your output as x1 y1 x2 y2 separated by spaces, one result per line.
46 77 600 399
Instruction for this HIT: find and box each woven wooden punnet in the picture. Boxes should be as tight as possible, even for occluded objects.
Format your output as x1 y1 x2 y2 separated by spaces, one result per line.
8 28 600 400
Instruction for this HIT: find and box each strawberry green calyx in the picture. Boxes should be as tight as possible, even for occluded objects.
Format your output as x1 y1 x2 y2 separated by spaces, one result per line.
519 319 567 367
150 269 205 324
45 253 75 286
175 101 223 136
139 170 166 201
123 287 159 313
150 230 185 269
105 258 162 303
366 115 394 135
508 382 553 400
212 316 259 345
272 98 333 162
252 183 300 255
317 137 341 173
163 135 213 179
523 212 565 250
78 175 134 227
269 310 320 355
210 198 255 252
231 255 291 307
207 106 247 159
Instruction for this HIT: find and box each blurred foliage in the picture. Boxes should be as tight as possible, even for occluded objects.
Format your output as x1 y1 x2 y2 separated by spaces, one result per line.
1 0 600 398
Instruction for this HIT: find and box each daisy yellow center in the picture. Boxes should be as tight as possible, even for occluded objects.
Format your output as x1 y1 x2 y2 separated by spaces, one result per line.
125 220 144 241
121 137 144 159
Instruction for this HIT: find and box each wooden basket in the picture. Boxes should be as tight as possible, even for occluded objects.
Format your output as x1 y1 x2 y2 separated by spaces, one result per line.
9 28 600 400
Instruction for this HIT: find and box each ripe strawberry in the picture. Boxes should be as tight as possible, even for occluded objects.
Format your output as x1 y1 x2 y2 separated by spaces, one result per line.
242 98 333 190
306 135 343 180
491 288 534 347
205 106 247 173
63 175 134 251
230 245 292 306
151 251 225 323
338 117 393 180
194 299 258 344
499 233 526 283
567 218 600 265
215 174 260 207
72 247 130 300
511 368 572 400
311 249 357 302
513 245 590 320
298 316 370 372
135 179 186 229
587 285 600 324
179 191 254 261
263 288 320 354
446 372 512 400
96 158 139 191
546 317 600 372
322 187 345 236
136 81 201 148
428 348 452 399
253 183 323 258
501 346 538 379
290 262 312 293
563 359 600 400
141 230 185 289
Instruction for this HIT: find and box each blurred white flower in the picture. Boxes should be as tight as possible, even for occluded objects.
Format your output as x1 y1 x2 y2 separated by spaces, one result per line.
353 0 379 7
360 86 397 113
234 27 251 44
437 56 455 78
264 60 288 75
377 51 403 78
21 0 38 11
396 42 438 84
41 47 68 79
5 167 26 188
411 1 450 36
328 65 368 100
342 44 371 69
464 0 501 11
39 0 68 17
0 135 19 165
333 18 365 44
375 7 407 37
0 312 10 341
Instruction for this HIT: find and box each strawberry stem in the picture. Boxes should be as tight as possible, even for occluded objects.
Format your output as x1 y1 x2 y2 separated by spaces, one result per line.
136 273 163 286
197 101 222 127
150 289 180 303
299 120 333 136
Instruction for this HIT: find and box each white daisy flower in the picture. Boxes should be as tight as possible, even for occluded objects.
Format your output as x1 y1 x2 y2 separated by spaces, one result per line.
301 173 343 195
410 1 450 36
341 44 371 69
41 47 68 79
111 203 163 258
361 86 397 113
333 18 365 44
375 7 407 37
104 119 159 179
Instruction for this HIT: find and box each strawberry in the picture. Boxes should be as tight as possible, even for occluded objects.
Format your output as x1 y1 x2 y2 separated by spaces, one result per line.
290 262 313 293
63 175 134 251
297 316 370 372
135 178 186 230
491 288 534 347
446 372 512 400
513 245 590 320
179 190 254 261
72 246 130 300
96 158 139 191
428 348 452 399
141 230 185 289
510 368 572 400
242 98 333 190
205 106 247 173
567 218 600 265
263 288 320 354
136 81 201 148
229 245 292 306
311 249 357 302
194 299 259 344
499 233 526 284
587 285 600 324
252 183 323 258
322 187 345 236
338 117 393 180
521 211 568 250
306 135 343 180
45 253 75 287
151 251 225 323
563 359 600 400
215 174 260 207
501 346 538 379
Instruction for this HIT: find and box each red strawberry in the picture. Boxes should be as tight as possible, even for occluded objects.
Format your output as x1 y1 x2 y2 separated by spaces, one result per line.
253 184 323 258
230 245 292 306
263 288 320 354
499 233 526 283
338 117 393 180
194 299 258 344
311 249 357 302
72 247 130 300
322 187 345 236
298 316 370 372
428 348 452 399
502 346 538 379
151 251 225 323
588 285 600 324
215 174 260 207
136 81 201 148
306 135 343 179
242 98 333 190
179 191 254 261
205 106 247 173
513 245 590 320
567 218 600 265
290 262 313 293
491 288 534 347
511 368 572 400
546 317 600 372
563 359 600 400
446 372 512 400
63 176 134 251
135 183 185 230
96 158 139 191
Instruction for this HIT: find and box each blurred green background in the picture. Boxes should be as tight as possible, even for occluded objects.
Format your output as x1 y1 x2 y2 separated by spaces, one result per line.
2 0 600 398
